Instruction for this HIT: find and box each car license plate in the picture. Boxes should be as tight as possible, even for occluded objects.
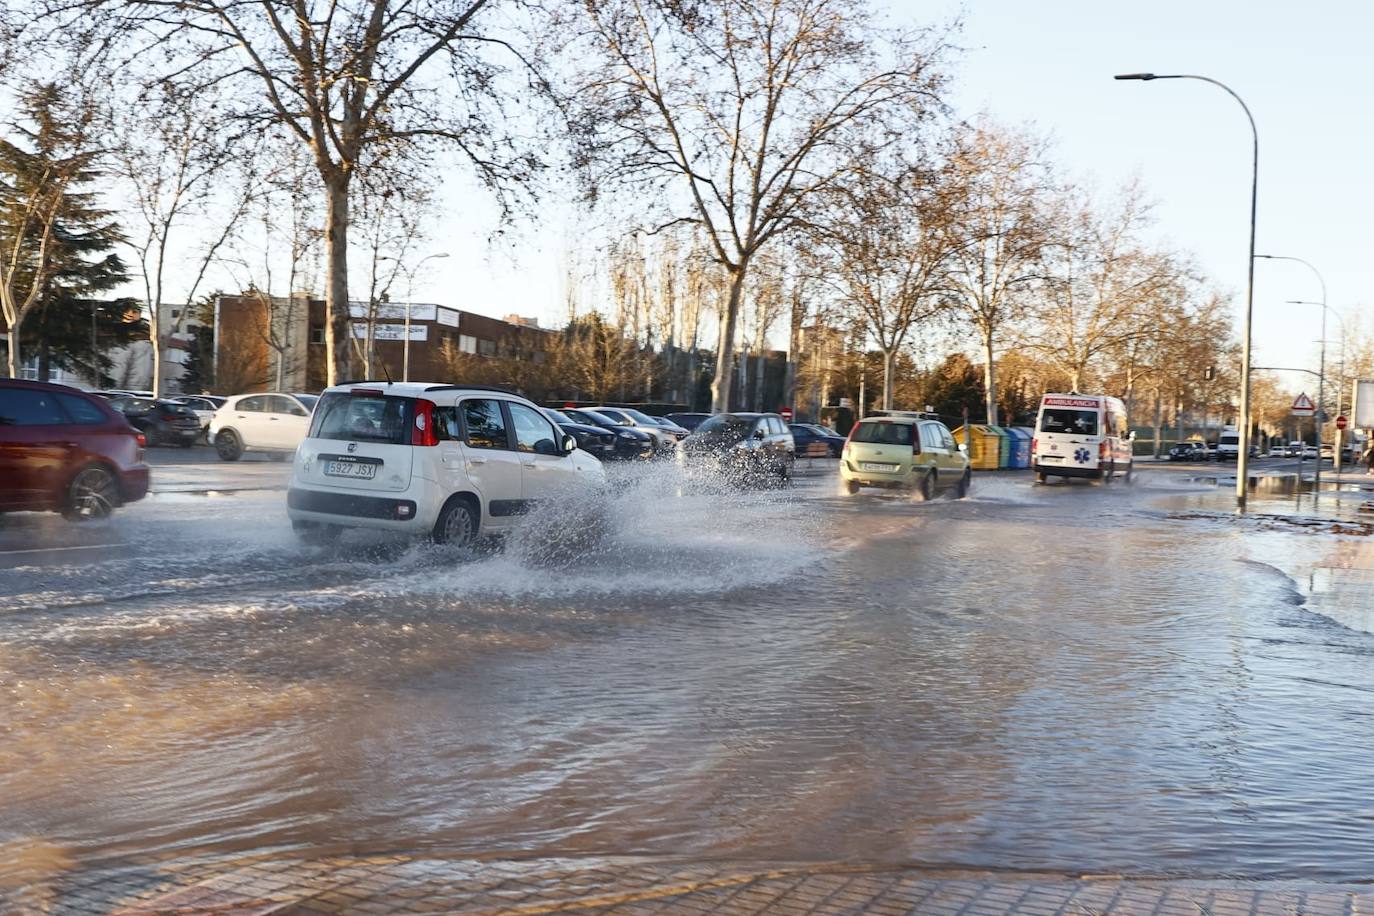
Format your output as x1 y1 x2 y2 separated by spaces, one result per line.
861 462 898 472
326 460 378 479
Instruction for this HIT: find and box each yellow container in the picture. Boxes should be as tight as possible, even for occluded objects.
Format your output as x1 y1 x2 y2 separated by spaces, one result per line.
953 424 1001 470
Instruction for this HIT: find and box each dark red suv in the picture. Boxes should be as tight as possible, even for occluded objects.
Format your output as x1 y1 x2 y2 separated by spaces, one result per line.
0 380 150 519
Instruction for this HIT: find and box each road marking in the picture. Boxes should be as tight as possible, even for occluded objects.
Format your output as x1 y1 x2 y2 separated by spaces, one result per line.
0 543 121 556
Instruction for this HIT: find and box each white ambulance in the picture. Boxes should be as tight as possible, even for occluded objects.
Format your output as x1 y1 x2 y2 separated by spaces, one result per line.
1031 393 1134 483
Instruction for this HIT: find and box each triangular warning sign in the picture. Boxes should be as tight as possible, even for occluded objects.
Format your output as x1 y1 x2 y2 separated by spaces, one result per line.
1291 393 1316 413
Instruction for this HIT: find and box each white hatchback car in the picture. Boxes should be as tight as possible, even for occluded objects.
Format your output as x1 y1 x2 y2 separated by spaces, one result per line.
286 383 607 545
210 393 319 461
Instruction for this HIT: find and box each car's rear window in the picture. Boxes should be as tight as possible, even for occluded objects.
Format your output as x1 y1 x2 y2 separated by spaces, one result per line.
1039 409 1098 435
851 421 914 446
310 392 412 443
56 393 108 424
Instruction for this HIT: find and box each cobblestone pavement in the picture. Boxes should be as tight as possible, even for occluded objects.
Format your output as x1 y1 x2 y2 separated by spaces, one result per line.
7 853 1372 915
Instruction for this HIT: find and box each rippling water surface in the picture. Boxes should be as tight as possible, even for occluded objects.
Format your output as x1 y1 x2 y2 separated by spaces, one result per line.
3 466 1373 890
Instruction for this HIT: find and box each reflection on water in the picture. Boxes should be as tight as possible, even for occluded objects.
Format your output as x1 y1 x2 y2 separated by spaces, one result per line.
3 467 1374 895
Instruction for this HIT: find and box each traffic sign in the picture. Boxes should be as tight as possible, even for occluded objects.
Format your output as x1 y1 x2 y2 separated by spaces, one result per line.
1291 393 1316 417
779 407 794 422
1336 415 1348 430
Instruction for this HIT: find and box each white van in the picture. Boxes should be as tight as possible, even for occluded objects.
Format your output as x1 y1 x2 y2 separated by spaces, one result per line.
1216 427 1240 461
1031 393 1133 483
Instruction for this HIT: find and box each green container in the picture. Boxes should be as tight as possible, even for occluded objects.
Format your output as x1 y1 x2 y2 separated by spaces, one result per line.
984 425 1011 468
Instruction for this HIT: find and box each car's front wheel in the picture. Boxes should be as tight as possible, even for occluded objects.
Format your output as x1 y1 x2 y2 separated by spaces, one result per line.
63 464 121 520
433 496 478 547
956 469 971 499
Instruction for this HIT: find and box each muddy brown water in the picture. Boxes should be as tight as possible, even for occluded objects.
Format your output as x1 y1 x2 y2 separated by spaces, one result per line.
2 467 1372 893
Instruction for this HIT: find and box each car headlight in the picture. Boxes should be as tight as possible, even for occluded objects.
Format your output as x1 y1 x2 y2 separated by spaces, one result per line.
616 430 636 439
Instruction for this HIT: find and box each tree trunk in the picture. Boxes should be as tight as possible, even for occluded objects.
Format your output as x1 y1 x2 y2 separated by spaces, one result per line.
753 341 766 410
881 347 895 410
151 331 163 397
1152 389 1163 458
784 296 803 416
324 176 352 387
6 313 24 379
710 263 747 413
981 326 997 425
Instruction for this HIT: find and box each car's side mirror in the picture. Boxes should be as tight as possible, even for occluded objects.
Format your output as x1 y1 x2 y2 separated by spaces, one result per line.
560 434 577 455
753 429 766 439
958 443 968 454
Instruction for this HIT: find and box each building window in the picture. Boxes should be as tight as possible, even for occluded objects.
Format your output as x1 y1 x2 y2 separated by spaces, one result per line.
478 338 497 357
310 325 325 345
459 334 478 354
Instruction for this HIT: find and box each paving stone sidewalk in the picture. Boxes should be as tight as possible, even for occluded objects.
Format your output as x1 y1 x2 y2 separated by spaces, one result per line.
8 852 1373 915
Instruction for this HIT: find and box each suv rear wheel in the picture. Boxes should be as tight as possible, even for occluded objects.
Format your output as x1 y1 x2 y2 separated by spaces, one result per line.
433 496 478 547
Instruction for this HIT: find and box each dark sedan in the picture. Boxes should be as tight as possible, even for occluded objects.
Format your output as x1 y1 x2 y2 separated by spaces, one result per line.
679 411 795 485
789 423 845 458
562 408 655 460
542 408 617 460
1167 442 1205 461
109 396 202 447
0 380 150 519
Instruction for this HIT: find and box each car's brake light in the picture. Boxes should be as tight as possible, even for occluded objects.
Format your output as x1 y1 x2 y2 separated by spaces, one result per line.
135 432 146 461
352 388 383 396
1099 440 1108 460
1031 437 1038 455
412 398 439 446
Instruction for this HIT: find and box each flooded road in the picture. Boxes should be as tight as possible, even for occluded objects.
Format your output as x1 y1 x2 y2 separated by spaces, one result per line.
3 463 1374 895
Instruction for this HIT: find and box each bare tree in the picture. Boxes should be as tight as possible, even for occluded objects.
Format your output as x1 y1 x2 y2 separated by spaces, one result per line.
815 160 955 409
112 82 255 396
573 0 950 411
1030 181 1182 392
70 0 545 386
350 175 430 379
223 144 323 391
941 118 1054 424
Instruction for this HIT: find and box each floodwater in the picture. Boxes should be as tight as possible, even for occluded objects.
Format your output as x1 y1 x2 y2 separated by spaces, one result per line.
3 464 1374 897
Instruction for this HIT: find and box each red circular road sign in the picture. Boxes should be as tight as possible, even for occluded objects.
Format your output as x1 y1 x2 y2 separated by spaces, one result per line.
1336 415 1349 430
780 407 794 421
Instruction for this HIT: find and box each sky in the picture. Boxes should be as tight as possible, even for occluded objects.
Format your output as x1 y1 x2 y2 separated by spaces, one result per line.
163 0 1374 400
917 0 1374 400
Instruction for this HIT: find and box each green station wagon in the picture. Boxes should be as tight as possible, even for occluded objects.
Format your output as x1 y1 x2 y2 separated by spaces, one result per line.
841 416 971 499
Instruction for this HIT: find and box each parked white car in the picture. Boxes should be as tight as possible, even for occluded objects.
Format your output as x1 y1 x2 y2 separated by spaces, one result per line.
171 395 226 435
210 392 319 461
286 383 607 545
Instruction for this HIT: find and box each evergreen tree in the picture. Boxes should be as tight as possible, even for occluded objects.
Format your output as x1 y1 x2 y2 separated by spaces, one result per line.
921 352 987 423
0 81 133 380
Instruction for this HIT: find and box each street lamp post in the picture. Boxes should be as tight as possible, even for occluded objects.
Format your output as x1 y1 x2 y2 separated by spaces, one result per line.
384 252 450 383
1114 72 1259 507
